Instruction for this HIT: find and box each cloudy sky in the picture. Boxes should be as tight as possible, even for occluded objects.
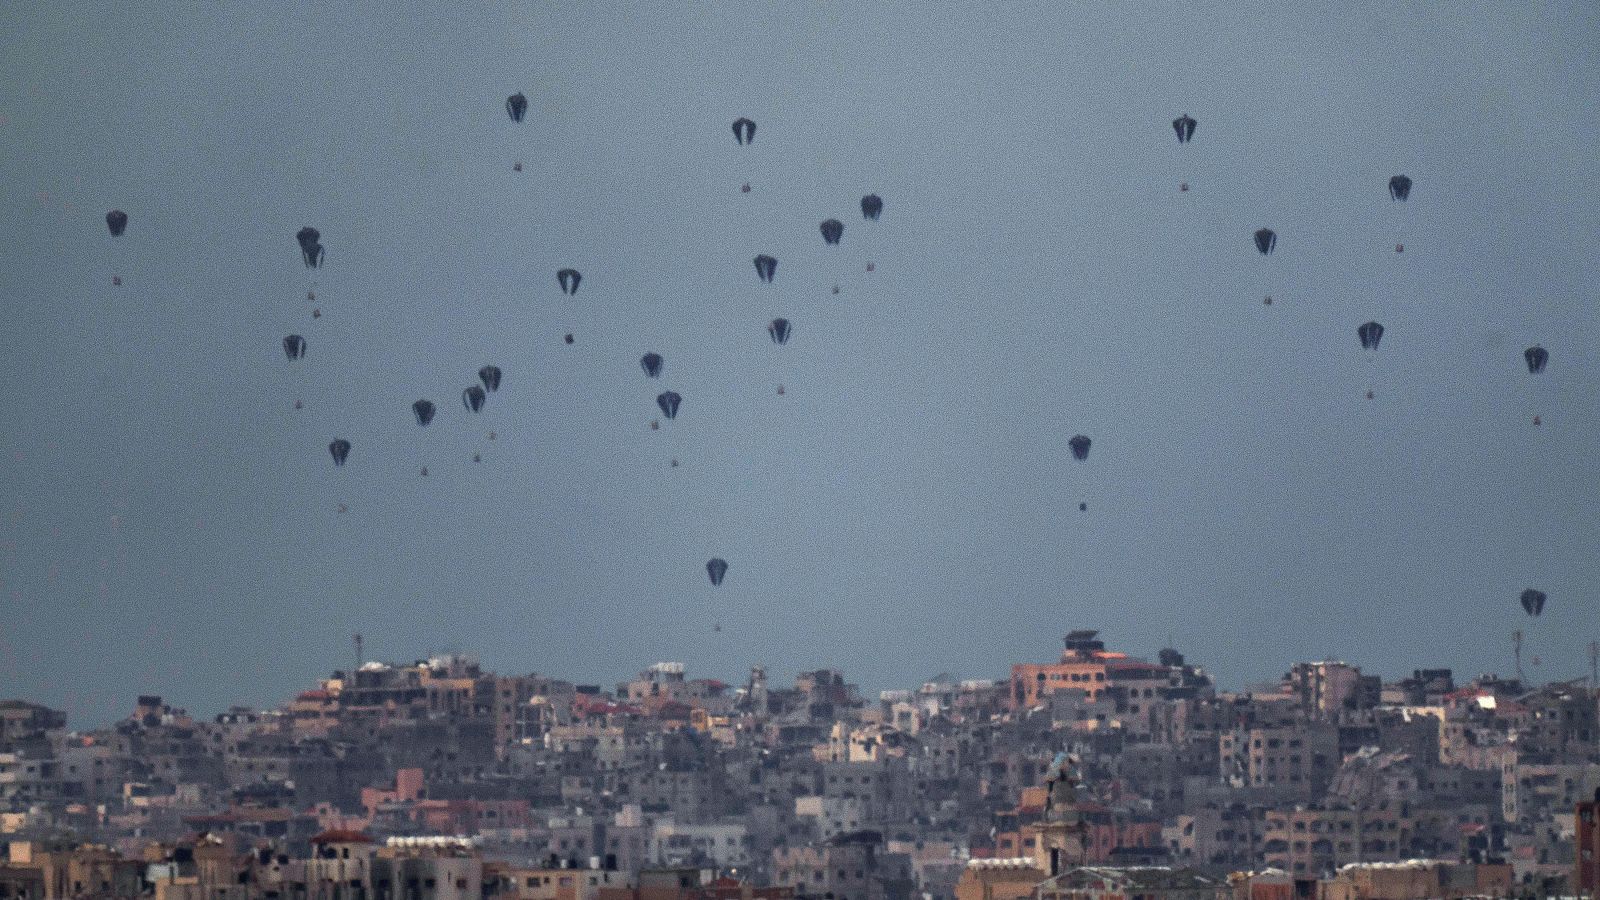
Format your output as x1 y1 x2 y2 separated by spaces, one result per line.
2 3 1597 726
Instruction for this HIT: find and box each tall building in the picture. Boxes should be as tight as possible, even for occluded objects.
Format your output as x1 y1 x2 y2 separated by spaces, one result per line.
1579 788 1600 896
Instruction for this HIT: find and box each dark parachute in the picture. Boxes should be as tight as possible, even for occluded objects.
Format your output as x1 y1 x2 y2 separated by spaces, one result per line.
282 334 306 360
1524 346 1548 374
328 439 351 466
1358 321 1385 350
706 557 729 586
296 227 324 268
413 399 436 427
768 318 792 345
754 255 777 283
557 268 581 296
1068 435 1091 461
656 391 682 420
732 117 756 145
1520 588 1546 617
820 219 844 245
861 194 884 220
1172 114 1197 144
479 365 503 392
641 353 664 378
1388 175 1412 201
1253 228 1277 255
462 385 487 413
105 210 128 236
506 92 528 123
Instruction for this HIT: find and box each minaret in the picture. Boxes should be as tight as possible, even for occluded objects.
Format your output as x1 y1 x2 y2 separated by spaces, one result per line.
747 665 768 714
1029 753 1088 876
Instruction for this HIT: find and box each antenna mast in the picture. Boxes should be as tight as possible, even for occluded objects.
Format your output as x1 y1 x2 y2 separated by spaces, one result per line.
1511 630 1523 683
354 633 364 670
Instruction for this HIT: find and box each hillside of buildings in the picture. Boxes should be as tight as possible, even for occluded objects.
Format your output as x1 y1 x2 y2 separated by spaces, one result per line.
4 631 1599 899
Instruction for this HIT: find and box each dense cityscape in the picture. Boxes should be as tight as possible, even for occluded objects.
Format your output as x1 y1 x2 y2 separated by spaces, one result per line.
3 631 1598 899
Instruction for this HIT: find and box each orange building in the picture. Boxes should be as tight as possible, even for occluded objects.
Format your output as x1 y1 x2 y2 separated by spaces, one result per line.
1010 631 1128 709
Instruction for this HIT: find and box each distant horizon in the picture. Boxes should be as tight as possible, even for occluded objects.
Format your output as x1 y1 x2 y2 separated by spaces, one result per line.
25 629 1595 731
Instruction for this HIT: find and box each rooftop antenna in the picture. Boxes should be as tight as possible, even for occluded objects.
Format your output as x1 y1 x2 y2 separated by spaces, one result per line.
1588 641 1598 690
1511 630 1523 683
354 633 364 670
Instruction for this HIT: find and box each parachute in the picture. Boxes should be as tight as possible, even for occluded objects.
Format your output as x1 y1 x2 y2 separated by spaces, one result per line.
820 219 844 245
1068 435 1091 461
282 334 306 360
1520 588 1546 617
296 227 324 268
1172 114 1197 144
506 92 528 123
1524 346 1548 374
105 210 128 236
768 318 792 345
732 117 756 145
1388 175 1412 201
1358 321 1385 350
479 365 503 392
1253 228 1277 255
706 557 729 586
861 194 884 220
557 269 581 296
656 391 682 420
754 255 777 283
413 399 436 427
641 353 664 378
328 439 351 466
462 385 487 413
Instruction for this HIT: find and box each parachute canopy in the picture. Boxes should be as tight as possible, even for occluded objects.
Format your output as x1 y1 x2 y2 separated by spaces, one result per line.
282 334 306 360
557 268 581 296
1172 114 1197 143
296 226 324 268
479 365 502 392
1253 228 1277 255
641 352 664 378
462 385 487 413
656 391 682 420
413 399 436 427
506 92 528 122
732 117 756 145
861 194 884 220
820 219 843 245
1520 588 1546 617
1524 346 1548 374
1358 321 1385 350
328 439 351 466
754 255 777 283
706 557 729 586
1068 435 1091 461
768 318 792 345
106 210 128 236
1388 175 1412 201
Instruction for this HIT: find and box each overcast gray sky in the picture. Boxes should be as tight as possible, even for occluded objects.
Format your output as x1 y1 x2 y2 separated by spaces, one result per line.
3 3 1597 726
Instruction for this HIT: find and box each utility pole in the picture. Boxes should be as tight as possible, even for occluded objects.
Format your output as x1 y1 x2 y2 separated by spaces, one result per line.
1512 630 1523 683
